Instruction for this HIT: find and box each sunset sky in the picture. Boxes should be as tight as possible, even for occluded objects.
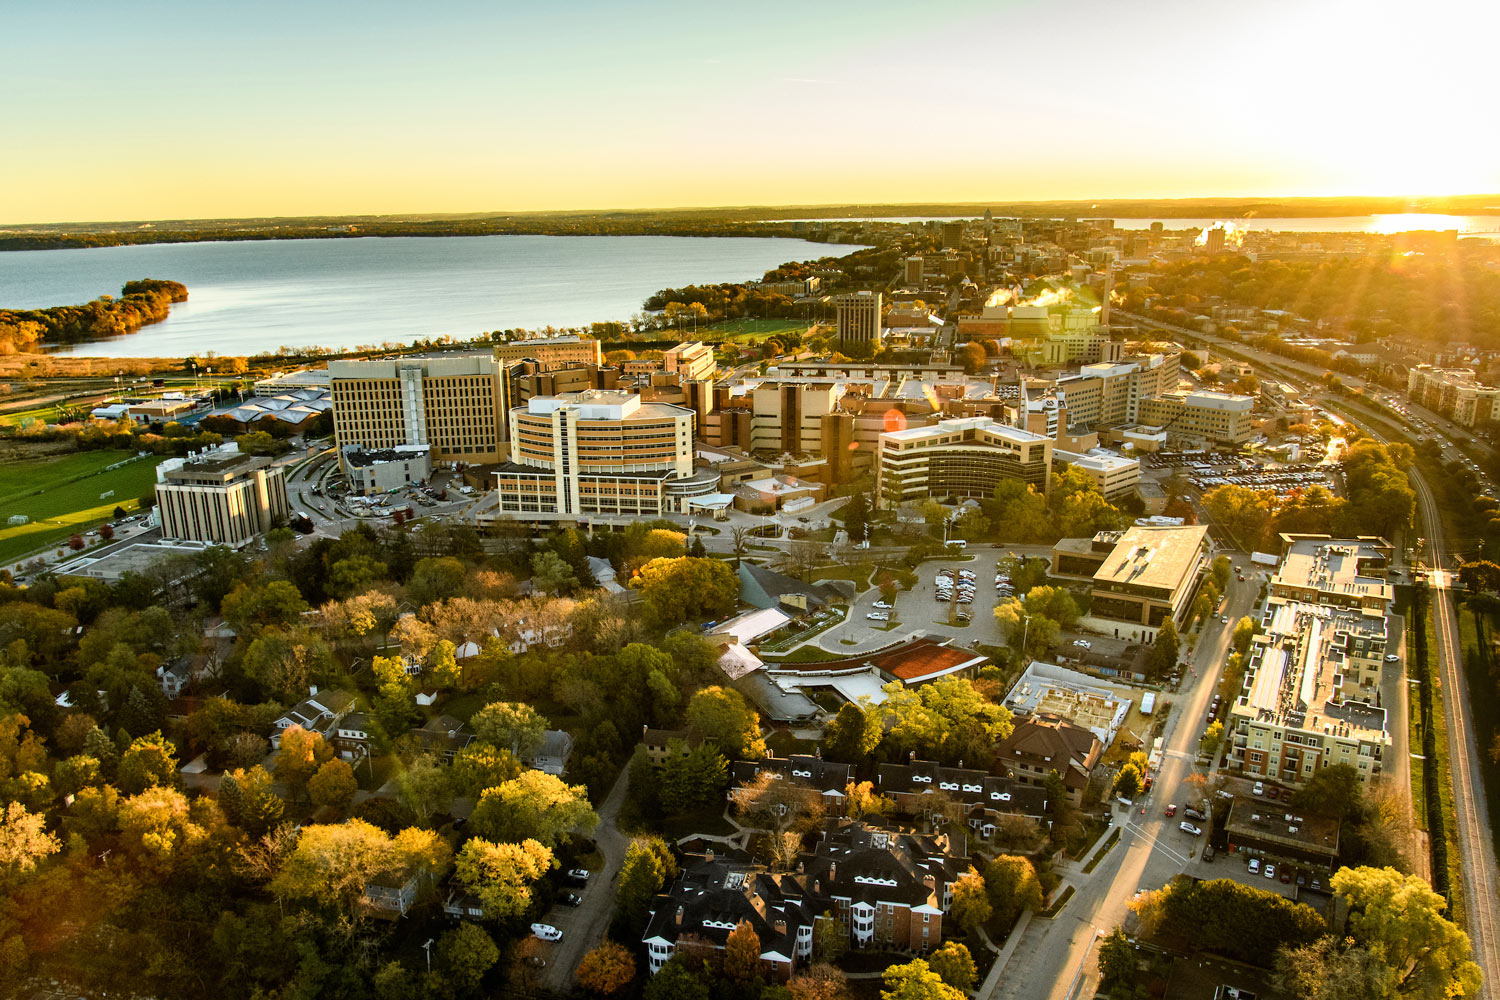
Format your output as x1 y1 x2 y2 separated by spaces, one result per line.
4 0 1497 223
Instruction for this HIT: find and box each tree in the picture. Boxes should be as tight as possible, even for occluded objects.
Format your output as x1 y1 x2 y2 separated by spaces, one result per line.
218 765 284 836
575 941 635 997
273 724 334 803
1332 865 1482 1000
812 912 848 964
1289 763 1364 820
659 743 729 814
1231 615 1257 655
1114 762 1144 798
327 554 389 599
788 963 848 1000
1148 619 1179 678
843 780 893 821
926 942 976 992
118 730 179 794
221 579 308 634
272 819 451 921
823 702 881 762
616 836 678 930
842 493 871 545
994 597 1060 659
307 758 357 810
1270 936 1386 1000
397 754 454 825
1201 485 1274 550
730 525 752 567
724 919 762 982
436 922 500 997
469 770 599 847
631 556 739 626
880 959 965 1000
1022 585 1080 627
1200 720 1224 758
644 959 710 1000
241 628 333 702
958 340 987 374
406 556 467 607
470 700 549 759
984 854 1044 929
870 678 1013 766
950 866 993 932
454 837 555 918
531 550 579 596
686 686 765 759
451 742 522 800
0 801 59 874
1097 927 1140 998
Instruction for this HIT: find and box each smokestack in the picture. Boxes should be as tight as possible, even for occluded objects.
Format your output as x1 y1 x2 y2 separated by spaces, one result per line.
1101 261 1114 331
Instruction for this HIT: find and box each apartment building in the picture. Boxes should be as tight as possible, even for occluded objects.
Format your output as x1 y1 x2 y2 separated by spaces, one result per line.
1135 390 1254 447
494 390 696 518
1406 364 1500 427
1052 352 1181 426
492 335 603 368
329 354 510 464
876 416 1053 509
663 341 717 381
834 291 883 350
1270 535 1393 614
155 444 289 547
994 715 1102 806
1084 524 1211 642
1226 599 1390 787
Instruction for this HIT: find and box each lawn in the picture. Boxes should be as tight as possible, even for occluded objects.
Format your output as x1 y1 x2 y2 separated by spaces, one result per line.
0 450 169 564
697 318 812 344
0 403 68 427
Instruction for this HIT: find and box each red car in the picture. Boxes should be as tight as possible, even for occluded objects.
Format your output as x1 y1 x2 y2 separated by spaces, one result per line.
1165 804 1177 817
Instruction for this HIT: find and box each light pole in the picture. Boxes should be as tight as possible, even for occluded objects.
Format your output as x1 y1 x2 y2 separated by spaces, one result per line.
422 938 434 974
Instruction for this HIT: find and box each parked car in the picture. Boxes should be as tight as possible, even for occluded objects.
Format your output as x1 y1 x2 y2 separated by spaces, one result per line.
1252 781 1265 796
1203 845 1215 862
565 869 590 883
560 892 583 907
531 923 563 941
873 601 892 609
866 612 889 621
1179 822 1203 836
1165 804 1177 817
1184 808 1207 822
1385 654 1400 662
1247 858 1261 874
1263 863 1276 880
1279 868 1292 884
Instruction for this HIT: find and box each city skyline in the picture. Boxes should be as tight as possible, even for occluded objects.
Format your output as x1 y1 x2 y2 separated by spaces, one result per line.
5 0 1498 224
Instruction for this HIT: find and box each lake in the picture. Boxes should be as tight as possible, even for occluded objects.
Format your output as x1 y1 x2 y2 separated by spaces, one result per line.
0 235 846 358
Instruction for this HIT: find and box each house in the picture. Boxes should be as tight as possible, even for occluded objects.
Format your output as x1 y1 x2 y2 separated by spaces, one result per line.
641 726 699 766
410 714 475 762
334 711 374 761
643 847 828 981
527 729 574 776
798 820 964 954
363 871 422 918
738 562 848 613
442 883 487 921
994 714 1102 805
156 656 192 700
415 689 440 707
269 689 357 749
731 753 853 812
876 757 1050 836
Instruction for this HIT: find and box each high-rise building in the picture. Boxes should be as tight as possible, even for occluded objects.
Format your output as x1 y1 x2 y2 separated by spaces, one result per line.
1135 390 1255 446
663 342 717 381
494 390 698 518
1204 227 1226 255
834 291 882 350
904 257 925 285
329 354 510 464
941 220 965 250
155 444 289 547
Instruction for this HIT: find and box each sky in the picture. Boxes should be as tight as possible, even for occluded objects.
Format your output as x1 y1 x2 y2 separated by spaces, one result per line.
3 0 1498 223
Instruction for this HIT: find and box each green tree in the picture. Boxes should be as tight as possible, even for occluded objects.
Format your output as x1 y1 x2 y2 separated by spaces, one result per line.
659 742 729 814
117 730 179 794
1097 927 1140 998
454 836 555 918
221 579 308 634
1148 619 1180 679
218 765 284 836
644 959 710 1000
307 758 357 810
241 628 333 702
1201 484 1274 550
469 770 599 847
470 700 549 759
1115 762 1144 798
686 686 766 759
616 836 678 930
1332 865 1482 999
880 958 965 1000
1231 615 1257 655
1022 585 1080 627
984 854 1044 929
451 742 522 800
950 866 992 932
396 754 454 825
327 554 389 599
823 702 882 762
436 922 500 997
531 550 580 596
926 941 976 992
1289 763 1364 820
406 556 467 607
631 556 739 627
994 597 1060 659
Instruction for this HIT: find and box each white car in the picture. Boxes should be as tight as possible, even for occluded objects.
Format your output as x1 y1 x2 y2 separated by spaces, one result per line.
1252 781 1265 796
873 601 892 609
531 923 563 942
866 612 889 621
1179 821 1203 836
1385 654 1400 662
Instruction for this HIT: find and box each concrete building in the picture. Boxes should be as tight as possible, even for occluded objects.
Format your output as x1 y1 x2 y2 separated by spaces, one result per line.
341 444 433 496
663 341 717 381
834 291 882 351
1053 448 1140 499
1083 525 1211 642
329 354 510 464
155 444 289 547
1226 599 1391 787
493 390 697 518
1135 390 1255 447
492 335 603 368
1270 535 1393 614
876 416 1053 509
1002 660 1133 746
1406 364 1500 427
750 382 843 456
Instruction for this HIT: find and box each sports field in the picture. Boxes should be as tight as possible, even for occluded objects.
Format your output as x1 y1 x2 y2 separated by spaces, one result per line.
697 318 813 343
0 451 168 565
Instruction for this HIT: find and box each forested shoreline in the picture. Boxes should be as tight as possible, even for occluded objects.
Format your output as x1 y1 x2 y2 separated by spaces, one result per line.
0 280 187 353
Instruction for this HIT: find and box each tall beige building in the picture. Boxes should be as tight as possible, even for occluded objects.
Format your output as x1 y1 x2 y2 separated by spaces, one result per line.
1135 390 1254 446
492 336 603 368
750 382 842 456
876 416 1052 509
329 354 510 464
155 445 289 547
834 291 882 351
663 342 717 381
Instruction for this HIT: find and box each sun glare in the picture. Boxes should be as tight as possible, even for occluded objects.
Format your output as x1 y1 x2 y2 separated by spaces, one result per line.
1371 213 1474 235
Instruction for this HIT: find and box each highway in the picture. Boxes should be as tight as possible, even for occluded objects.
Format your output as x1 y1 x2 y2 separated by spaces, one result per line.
1123 309 1500 996
987 572 1261 1000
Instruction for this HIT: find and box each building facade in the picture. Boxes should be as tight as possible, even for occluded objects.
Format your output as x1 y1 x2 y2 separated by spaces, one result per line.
494 390 696 518
155 445 290 547
876 416 1053 509
492 335 604 368
329 354 510 464
1135 390 1254 446
1086 524 1211 642
663 341 717 381
834 291 883 350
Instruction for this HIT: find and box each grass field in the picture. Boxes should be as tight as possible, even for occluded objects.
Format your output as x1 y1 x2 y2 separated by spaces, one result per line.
0 450 168 564
697 318 813 344
0 403 69 427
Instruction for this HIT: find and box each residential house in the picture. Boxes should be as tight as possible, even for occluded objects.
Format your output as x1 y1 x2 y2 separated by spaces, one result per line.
157 656 192 700
269 689 357 749
876 757 1049 837
333 711 374 761
410 714 475 762
994 714 1102 806
730 753 853 813
442 884 487 921
527 729 575 776
641 726 699 766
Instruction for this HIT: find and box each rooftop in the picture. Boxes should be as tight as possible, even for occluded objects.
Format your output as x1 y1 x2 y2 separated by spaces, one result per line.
1274 536 1393 605
1092 524 1209 594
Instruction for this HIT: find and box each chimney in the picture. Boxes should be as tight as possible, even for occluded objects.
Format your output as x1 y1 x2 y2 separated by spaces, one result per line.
706 847 715 863
309 684 318 696
675 905 684 926
774 917 787 935
829 862 837 881
813 879 820 894
909 751 916 764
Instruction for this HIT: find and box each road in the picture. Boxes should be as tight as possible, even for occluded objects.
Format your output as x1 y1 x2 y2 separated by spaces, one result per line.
988 570 1261 1000
538 763 632 993
1124 308 1500 995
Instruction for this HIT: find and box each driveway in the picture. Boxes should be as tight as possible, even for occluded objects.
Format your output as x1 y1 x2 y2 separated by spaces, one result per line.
538 763 632 992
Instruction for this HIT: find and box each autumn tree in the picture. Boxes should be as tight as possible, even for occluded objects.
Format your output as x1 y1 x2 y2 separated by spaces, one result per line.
0 801 59 874
823 702 882 762
984 854 1044 930
686 685 766 759
950 866 993 932
1332 865 1481 999
576 940 635 996
117 730 179 794
927 941 976 992
454 837 555 918
724 919 763 983
470 700 549 759
307 758 358 810
631 556 738 626
469 770 599 847
880 958 965 1000
273 724 334 803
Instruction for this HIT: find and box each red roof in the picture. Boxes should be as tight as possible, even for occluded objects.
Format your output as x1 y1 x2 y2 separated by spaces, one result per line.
770 636 986 683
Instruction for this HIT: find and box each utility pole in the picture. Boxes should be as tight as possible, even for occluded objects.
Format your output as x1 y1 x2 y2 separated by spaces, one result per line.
422 938 434 974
